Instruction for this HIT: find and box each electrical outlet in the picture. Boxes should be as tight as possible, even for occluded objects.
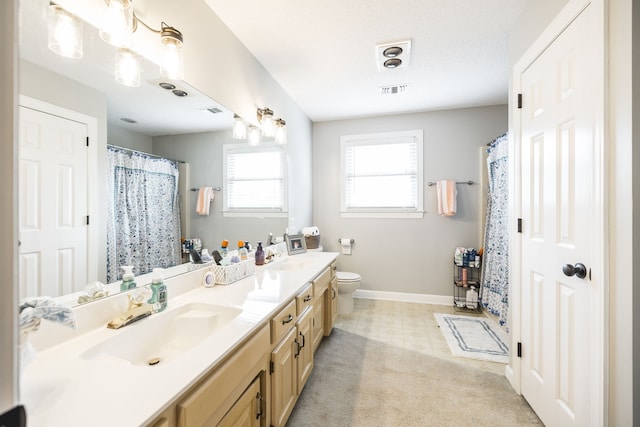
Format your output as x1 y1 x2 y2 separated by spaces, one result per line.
289 217 295 233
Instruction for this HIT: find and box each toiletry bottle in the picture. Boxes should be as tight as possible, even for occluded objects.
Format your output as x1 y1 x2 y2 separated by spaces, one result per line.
255 241 265 265
466 286 478 309
461 268 468 286
238 240 248 261
220 240 229 258
120 266 137 291
149 268 167 313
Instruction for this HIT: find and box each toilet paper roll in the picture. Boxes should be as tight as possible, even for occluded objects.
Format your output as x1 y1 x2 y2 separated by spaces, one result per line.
340 238 352 255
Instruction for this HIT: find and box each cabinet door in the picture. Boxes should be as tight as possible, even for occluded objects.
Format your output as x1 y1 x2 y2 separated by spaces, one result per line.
296 308 314 394
217 376 262 427
325 277 338 336
312 295 324 352
270 328 297 427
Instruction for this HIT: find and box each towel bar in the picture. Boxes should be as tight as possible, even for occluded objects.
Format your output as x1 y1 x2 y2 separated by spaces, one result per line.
190 187 221 192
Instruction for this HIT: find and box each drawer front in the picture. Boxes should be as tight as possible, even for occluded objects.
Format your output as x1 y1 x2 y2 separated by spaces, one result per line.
271 299 297 345
330 261 337 279
312 266 331 296
296 283 314 315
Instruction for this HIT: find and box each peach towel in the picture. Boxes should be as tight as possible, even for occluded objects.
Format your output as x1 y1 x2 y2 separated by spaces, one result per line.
436 180 457 216
196 187 214 215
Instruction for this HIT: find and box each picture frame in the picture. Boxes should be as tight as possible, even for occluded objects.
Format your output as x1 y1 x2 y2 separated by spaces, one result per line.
285 233 307 255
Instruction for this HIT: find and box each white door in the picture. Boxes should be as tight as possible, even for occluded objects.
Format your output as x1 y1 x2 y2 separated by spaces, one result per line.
19 106 89 298
520 4 599 426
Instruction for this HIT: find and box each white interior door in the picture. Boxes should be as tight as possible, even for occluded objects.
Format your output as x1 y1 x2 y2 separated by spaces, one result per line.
520 4 599 426
19 106 89 298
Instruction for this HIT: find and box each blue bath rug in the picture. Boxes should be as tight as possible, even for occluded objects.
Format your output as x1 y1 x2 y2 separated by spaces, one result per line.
434 313 509 364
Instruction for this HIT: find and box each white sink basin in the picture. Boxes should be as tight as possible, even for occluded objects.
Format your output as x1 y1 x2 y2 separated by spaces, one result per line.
269 258 309 271
80 303 242 366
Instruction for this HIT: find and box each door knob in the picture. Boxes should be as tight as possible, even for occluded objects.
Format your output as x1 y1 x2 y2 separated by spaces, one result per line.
562 263 587 279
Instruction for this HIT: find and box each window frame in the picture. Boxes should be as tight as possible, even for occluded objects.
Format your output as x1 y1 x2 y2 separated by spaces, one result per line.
340 130 424 219
222 143 288 218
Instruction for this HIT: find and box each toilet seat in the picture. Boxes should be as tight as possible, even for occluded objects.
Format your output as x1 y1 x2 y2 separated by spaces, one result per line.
336 271 360 282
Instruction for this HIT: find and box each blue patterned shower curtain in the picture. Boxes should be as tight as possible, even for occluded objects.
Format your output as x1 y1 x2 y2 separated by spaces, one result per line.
106 146 182 283
481 133 509 327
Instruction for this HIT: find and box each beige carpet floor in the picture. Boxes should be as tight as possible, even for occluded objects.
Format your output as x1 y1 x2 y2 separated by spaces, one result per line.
287 328 543 426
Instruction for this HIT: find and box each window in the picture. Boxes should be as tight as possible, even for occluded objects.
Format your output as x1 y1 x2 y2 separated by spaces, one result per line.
223 144 287 217
341 130 423 218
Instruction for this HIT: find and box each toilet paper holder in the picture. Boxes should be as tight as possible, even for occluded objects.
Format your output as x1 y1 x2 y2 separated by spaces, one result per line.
338 239 355 244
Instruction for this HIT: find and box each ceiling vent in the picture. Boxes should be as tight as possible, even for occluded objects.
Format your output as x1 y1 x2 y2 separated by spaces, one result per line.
205 107 224 114
380 84 408 95
376 39 412 71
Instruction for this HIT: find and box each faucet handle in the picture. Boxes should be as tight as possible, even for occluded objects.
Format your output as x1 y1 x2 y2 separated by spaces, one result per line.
128 286 151 307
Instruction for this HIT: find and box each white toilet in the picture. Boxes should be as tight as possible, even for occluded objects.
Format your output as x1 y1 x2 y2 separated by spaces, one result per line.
336 271 361 314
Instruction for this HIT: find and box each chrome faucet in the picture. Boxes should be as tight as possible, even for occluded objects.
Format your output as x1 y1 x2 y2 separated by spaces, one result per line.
106 287 153 329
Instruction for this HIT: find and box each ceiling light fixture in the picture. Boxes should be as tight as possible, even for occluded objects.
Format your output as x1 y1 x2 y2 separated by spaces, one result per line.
233 114 247 140
274 119 287 145
376 39 412 71
47 3 83 59
257 108 275 138
99 0 185 81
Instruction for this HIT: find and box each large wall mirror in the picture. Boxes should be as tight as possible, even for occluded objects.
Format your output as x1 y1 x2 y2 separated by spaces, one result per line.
18 0 288 306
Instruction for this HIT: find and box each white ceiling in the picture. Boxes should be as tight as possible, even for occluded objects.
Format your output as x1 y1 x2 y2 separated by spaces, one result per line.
204 0 527 122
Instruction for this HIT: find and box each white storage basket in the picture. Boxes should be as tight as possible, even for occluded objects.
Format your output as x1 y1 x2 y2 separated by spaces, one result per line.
211 259 255 285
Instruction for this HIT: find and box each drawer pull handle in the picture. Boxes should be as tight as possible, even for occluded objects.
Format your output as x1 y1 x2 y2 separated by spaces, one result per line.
282 314 294 325
303 295 312 302
299 331 305 348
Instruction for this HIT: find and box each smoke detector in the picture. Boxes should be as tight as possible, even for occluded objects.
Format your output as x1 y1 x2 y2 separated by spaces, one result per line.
376 39 412 71
380 84 409 95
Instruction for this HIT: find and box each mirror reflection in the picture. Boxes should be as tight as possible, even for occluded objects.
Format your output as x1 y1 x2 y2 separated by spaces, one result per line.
18 0 287 306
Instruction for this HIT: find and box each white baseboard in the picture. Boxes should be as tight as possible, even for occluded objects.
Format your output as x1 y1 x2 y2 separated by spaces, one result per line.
353 289 453 306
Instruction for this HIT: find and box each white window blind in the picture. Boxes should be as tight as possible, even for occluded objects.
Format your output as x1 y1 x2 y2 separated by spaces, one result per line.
341 130 423 218
224 145 286 213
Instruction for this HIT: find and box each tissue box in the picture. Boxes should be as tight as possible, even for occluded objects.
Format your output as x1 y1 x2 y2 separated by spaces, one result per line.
305 235 320 249
211 259 255 285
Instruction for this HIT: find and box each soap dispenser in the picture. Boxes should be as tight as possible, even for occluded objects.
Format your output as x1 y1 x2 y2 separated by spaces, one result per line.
120 266 137 292
254 241 265 265
148 268 167 313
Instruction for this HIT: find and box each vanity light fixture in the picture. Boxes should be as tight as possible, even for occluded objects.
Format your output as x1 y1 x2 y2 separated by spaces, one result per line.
257 108 275 138
47 3 83 59
233 114 247 140
99 0 185 80
114 48 141 87
248 125 261 146
274 119 287 145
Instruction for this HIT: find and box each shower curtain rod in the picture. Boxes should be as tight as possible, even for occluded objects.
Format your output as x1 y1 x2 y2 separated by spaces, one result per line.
107 144 186 164
426 180 475 186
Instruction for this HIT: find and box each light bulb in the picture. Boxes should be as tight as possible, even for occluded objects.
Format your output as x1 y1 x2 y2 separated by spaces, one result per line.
115 49 140 87
160 25 184 80
232 115 247 140
248 125 261 146
100 0 134 48
275 119 287 145
259 108 275 138
48 5 83 59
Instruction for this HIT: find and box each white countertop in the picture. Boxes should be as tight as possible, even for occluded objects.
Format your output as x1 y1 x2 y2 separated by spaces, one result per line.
20 251 338 427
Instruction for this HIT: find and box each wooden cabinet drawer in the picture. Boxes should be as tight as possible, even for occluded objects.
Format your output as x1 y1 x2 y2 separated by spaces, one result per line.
296 283 314 315
271 299 297 345
312 266 331 296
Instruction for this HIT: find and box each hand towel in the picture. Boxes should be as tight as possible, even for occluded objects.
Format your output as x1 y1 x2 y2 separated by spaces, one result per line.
19 296 77 330
196 187 214 215
436 180 457 216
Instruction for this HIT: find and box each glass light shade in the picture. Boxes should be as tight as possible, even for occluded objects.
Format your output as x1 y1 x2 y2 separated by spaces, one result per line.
275 119 287 145
248 125 261 146
160 26 184 80
48 5 83 59
259 109 275 138
100 0 134 48
115 49 140 87
232 116 247 140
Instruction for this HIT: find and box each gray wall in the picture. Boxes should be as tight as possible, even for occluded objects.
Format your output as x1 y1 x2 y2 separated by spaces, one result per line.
107 125 153 153
312 105 507 296
153 131 288 251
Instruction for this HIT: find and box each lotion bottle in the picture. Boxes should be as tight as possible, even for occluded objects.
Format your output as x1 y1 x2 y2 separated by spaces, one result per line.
254 241 265 265
149 268 167 313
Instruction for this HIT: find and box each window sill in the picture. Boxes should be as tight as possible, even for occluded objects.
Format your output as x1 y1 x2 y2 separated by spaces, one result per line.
340 211 424 219
223 211 288 218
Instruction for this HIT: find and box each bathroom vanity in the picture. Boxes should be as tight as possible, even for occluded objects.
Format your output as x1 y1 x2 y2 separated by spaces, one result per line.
20 250 339 427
